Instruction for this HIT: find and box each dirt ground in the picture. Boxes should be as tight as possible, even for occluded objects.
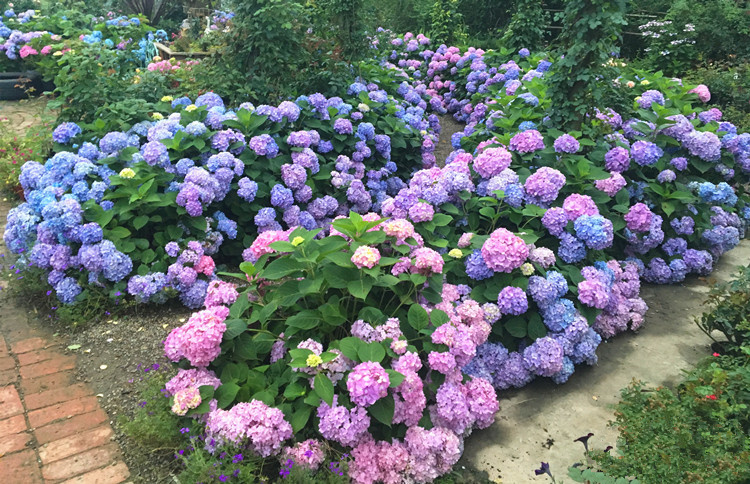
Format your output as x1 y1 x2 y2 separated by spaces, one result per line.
465 240 750 483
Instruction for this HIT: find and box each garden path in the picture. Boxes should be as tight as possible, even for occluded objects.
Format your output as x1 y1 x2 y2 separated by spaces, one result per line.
466 233 750 483
0 97 50 135
0 99 131 483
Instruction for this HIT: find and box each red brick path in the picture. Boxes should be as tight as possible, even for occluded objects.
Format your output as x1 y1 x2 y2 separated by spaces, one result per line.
0 332 130 483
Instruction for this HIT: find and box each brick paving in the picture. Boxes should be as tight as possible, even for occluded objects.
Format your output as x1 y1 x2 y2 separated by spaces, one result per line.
0 172 130 482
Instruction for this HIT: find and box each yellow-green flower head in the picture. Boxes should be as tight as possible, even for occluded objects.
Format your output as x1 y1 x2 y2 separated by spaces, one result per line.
185 104 198 112
520 262 534 276
291 236 305 247
306 354 323 368
161 95 174 102
119 168 136 179
448 248 463 259
640 79 650 86
151 112 164 120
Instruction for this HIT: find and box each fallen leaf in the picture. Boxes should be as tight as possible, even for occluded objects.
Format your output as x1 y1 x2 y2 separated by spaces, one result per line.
67 344 81 350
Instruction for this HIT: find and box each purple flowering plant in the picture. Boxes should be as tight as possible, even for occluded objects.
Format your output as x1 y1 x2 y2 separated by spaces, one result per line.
162 213 499 483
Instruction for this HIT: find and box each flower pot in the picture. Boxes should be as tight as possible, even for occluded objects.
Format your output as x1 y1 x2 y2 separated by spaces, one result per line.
0 71 40 100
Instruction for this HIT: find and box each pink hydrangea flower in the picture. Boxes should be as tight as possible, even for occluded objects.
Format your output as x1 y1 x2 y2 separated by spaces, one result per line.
562 194 598 220
509 129 545 153
163 306 229 367
472 146 512 178
19 45 38 58
282 439 325 470
40 45 52 55
165 368 221 396
624 202 653 232
347 361 390 407
243 229 292 262
205 400 292 457
412 247 444 274
383 219 415 241
171 387 201 416
689 84 711 102
457 232 474 248
204 280 238 307
481 227 529 272
351 245 381 269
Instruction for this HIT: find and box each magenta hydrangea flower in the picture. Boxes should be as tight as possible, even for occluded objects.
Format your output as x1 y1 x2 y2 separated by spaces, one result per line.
317 396 371 447
595 172 627 196
509 129 544 153
165 368 221 396
205 400 292 457
163 306 229 367
472 146 512 178
604 146 630 173
204 280 238 307
481 228 529 272
624 203 653 232
689 84 711 103
347 361 390 407
524 167 566 205
282 439 325 470
412 247 444 274
562 194 598 220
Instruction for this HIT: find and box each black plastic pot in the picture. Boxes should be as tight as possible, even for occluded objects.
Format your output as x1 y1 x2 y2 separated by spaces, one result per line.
0 71 40 100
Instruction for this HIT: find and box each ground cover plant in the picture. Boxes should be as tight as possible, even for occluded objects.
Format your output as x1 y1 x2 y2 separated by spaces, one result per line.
6 18 750 483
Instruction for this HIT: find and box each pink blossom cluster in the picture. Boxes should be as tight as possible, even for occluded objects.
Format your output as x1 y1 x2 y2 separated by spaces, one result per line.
165 368 221 396
509 129 545 153
282 439 325 470
205 400 293 457
351 245 381 269
163 306 229 367
481 227 529 272
242 228 293 262
204 280 238 307
147 58 200 73
346 361 390 407
171 387 201 416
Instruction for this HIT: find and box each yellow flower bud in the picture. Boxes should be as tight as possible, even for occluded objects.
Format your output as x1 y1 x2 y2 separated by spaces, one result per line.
640 79 650 86
161 95 174 102
185 104 198 112
520 263 534 276
291 236 305 246
448 248 463 259
306 354 323 368
119 168 136 179
152 112 164 120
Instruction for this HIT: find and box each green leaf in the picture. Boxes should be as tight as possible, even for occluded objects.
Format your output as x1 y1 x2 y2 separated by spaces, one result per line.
215 383 240 409
430 309 449 326
338 337 364 362
133 215 149 230
239 261 257 277
348 277 373 300
223 319 247 340
505 317 527 338
106 226 131 240
198 384 215 402
408 304 429 331
290 406 312 433
313 373 334 406
386 370 405 388
527 313 547 340
283 381 307 399
368 395 394 427
286 310 320 330
326 251 355 268
262 257 302 280
358 342 386 363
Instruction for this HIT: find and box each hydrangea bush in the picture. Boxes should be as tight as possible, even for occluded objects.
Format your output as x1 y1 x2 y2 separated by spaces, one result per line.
163 214 499 482
5 89 434 307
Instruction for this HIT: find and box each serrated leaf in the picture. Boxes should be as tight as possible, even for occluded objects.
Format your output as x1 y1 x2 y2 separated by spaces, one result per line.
408 304 429 331
368 394 394 427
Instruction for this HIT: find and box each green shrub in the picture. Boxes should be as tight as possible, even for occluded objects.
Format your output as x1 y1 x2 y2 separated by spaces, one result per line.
696 265 750 352
592 361 750 483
